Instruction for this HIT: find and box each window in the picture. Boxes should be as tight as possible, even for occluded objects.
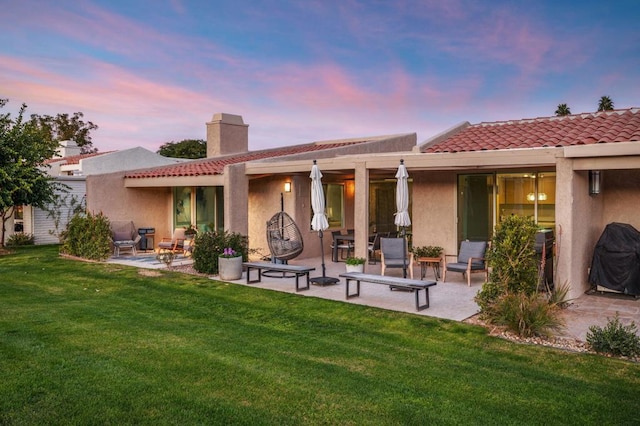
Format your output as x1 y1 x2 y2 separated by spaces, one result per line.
174 186 224 232
496 172 555 229
325 183 344 228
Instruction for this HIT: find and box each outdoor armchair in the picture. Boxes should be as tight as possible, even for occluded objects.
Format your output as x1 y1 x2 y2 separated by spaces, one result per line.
157 228 187 253
111 221 141 257
380 237 414 279
442 240 489 286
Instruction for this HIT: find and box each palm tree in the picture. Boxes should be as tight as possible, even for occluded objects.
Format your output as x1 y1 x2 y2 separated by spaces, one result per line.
597 96 614 111
555 103 571 116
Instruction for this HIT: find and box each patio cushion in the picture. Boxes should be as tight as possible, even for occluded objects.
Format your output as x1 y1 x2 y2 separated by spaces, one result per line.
114 231 132 242
457 241 487 266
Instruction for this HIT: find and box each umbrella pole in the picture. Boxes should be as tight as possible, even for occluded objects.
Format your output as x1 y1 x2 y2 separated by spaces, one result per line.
310 229 339 286
401 227 407 278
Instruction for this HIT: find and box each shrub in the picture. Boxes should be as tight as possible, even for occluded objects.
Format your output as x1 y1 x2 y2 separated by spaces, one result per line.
60 212 112 261
192 230 248 274
586 314 640 357
345 257 366 265
475 216 565 337
475 280 503 316
476 215 538 312
493 292 564 338
487 215 539 295
546 280 572 309
6 232 35 246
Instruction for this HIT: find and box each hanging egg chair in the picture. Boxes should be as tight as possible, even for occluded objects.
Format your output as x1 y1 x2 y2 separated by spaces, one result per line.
266 211 304 261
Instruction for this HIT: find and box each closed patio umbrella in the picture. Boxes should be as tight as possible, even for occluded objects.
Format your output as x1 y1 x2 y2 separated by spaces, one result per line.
309 160 339 286
394 159 411 277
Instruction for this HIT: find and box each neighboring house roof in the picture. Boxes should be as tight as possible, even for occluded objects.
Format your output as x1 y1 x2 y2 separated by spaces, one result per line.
422 108 640 153
125 139 370 179
45 151 110 165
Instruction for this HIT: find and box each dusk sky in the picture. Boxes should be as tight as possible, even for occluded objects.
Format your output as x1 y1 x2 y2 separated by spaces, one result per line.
2 0 639 153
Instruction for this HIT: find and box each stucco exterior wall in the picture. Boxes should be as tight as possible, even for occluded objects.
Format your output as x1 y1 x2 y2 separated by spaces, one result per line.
411 171 458 255
248 175 293 258
602 170 640 229
86 172 171 242
248 172 354 261
555 161 604 300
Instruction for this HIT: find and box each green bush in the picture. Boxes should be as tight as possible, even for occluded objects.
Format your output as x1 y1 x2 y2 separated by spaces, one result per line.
475 216 564 337
476 215 538 312
6 232 35 246
192 230 248 275
60 212 112 261
493 292 564 338
586 314 640 357
474 280 503 316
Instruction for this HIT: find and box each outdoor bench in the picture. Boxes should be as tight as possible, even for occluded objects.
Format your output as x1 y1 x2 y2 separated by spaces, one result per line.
243 262 315 292
339 272 437 311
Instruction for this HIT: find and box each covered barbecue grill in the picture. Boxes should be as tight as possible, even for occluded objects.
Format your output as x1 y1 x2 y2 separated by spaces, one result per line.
588 222 640 296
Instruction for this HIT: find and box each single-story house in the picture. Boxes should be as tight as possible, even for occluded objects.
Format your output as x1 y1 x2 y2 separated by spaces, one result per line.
87 108 640 300
86 113 416 258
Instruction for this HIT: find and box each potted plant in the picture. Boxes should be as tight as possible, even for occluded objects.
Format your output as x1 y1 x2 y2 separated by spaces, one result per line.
218 247 243 280
184 224 198 239
412 245 444 259
345 256 366 273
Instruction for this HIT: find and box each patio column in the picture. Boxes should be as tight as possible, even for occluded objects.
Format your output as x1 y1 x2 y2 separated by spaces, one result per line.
555 157 599 300
224 163 248 235
354 161 369 260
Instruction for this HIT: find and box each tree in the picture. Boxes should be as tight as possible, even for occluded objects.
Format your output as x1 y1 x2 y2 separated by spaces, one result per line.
555 103 571 116
597 96 614 112
30 112 99 154
157 139 207 159
0 99 61 247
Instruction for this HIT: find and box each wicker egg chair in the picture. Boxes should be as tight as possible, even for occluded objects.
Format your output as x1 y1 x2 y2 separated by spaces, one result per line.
266 211 304 261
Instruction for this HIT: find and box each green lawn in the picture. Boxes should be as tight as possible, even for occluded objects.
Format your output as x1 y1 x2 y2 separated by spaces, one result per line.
1 246 639 425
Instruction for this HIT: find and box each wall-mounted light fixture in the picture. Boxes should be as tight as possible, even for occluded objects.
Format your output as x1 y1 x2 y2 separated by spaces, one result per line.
589 170 601 195
284 181 292 193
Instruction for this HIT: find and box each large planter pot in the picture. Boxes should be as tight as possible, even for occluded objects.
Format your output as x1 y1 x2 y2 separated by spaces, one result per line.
346 264 364 273
218 256 243 280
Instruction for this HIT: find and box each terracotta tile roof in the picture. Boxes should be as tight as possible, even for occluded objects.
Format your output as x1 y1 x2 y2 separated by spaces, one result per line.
125 140 366 179
422 108 640 153
46 151 113 165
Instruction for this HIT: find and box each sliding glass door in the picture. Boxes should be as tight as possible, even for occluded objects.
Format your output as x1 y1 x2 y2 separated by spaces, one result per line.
457 174 494 245
173 186 224 232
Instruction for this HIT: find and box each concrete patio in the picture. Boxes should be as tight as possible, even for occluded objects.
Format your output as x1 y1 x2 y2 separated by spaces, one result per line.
107 253 640 342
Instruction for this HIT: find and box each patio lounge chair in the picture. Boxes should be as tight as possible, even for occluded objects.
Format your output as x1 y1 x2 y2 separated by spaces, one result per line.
111 221 141 257
380 237 414 279
157 228 187 253
442 240 489 286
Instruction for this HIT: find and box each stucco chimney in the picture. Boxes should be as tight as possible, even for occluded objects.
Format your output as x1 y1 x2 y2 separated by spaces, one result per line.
206 113 249 158
54 140 82 158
